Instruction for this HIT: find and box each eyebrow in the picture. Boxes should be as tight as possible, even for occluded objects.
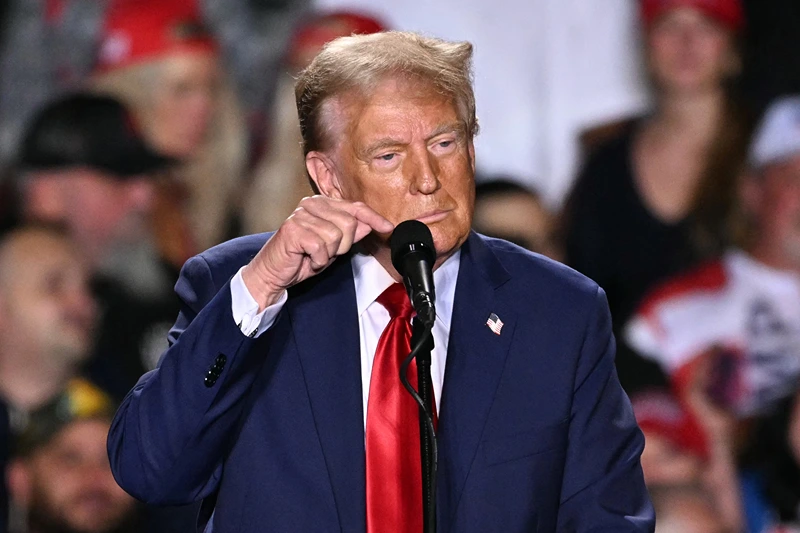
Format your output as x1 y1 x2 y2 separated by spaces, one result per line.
425 122 465 142
360 122 466 158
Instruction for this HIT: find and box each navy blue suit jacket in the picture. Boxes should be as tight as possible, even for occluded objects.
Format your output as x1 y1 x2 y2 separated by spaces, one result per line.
108 232 654 532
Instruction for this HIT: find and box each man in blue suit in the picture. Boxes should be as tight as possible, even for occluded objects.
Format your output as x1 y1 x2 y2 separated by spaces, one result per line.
107 31 654 532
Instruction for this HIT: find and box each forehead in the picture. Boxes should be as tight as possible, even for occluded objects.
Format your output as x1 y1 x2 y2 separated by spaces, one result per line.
34 419 111 461
330 77 461 145
762 154 800 182
0 232 80 283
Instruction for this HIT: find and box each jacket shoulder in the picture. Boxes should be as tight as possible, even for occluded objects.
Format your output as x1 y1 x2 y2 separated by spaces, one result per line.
482 236 600 300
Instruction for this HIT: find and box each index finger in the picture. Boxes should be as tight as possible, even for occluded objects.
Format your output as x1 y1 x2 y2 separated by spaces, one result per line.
338 201 394 234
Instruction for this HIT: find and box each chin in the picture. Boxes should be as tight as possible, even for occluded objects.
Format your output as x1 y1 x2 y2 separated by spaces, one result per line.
429 225 469 258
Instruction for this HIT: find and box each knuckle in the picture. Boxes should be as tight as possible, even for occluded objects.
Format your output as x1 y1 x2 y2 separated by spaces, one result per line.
343 217 358 232
329 225 344 240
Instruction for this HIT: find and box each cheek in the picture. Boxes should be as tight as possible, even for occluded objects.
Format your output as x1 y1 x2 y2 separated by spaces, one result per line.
694 35 732 70
71 193 120 230
32 466 76 507
767 187 800 225
649 32 683 66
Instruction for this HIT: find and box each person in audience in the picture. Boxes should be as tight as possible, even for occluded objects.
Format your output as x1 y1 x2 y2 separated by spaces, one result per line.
0 228 96 533
628 95 800 531
738 388 800 532
627 95 800 421
242 10 386 234
632 390 708 486
7 379 139 533
17 93 178 399
632 389 744 531
562 0 751 393
18 95 164 272
472 178 561 260
0 226 96 416
650 483 730 533
92 0 247 255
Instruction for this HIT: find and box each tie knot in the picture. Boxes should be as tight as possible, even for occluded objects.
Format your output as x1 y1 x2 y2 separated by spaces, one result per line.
377 283 414 320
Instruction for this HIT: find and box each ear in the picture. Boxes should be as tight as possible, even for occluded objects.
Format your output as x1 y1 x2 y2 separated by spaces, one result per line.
7 459 32 510
306 151 344 200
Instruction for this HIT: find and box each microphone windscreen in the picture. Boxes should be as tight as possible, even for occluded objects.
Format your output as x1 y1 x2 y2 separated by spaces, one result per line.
390 220 435 274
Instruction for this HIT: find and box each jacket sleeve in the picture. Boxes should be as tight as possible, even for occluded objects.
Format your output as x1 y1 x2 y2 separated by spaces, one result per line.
556 287 655 532
107 254 275 505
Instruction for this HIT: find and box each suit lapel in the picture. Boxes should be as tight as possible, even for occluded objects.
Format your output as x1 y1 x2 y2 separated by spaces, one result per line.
288 257 366 533
437 233 516 532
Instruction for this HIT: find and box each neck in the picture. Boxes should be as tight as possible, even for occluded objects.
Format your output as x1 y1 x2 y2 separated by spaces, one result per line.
360 234 457 282
0 344 75 411
651 88 726 143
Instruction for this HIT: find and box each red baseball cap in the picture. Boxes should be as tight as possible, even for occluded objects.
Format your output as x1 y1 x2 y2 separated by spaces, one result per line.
289 11 387 59
95 0 218 73
632 390 710 461
641 0 745 31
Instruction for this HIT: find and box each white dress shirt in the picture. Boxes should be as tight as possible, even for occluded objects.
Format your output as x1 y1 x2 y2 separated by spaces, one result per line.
229 252 461 427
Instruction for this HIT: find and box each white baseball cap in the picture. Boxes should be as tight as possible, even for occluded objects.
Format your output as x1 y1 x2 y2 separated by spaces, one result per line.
749 95 800 169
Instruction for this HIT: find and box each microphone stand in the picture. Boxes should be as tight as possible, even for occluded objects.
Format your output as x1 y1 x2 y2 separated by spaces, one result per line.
411 318 436 533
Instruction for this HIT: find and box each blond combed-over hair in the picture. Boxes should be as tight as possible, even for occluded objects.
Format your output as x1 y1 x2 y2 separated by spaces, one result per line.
295 31 478 158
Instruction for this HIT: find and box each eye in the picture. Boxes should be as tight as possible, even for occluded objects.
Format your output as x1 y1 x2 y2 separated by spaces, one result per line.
377 153 396 162
431 137 458 154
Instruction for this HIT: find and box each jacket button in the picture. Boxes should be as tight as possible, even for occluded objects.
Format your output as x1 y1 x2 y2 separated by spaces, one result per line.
204 375 216 388
215 354 227 366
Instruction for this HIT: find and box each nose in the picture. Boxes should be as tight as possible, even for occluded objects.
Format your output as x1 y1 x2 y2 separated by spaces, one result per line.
409 147 441 196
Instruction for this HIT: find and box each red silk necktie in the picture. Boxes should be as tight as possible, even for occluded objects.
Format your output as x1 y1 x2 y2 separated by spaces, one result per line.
366 282 422 533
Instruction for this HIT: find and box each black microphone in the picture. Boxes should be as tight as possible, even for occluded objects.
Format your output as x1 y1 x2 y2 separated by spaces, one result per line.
390 220 437 327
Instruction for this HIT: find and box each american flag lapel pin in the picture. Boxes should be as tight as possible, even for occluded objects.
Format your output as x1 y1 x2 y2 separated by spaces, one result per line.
486 313 504 335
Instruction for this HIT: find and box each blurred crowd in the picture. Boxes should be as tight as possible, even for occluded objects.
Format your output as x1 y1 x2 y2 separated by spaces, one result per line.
0 0 799 531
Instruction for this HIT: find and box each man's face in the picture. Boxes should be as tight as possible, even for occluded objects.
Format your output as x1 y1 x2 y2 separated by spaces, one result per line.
64 169 154 251
149 51 221 158
750 155 800 265
13 419 136 533
0 230 97 363
325 76 476 262
647 7 736 94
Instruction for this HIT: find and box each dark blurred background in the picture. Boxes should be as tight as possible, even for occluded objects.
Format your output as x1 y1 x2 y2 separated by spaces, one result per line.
1 0 800 532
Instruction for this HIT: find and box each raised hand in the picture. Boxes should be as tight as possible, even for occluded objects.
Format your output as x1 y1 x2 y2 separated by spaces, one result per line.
241 196 393 310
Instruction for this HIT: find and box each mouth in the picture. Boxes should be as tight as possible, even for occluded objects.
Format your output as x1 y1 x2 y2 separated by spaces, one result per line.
415 210 452 224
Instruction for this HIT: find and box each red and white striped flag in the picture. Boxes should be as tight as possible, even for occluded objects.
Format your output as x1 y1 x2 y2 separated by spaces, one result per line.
486 313 504 335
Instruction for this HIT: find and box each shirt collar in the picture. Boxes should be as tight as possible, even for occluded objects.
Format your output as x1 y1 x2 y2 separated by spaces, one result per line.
351 249 461 328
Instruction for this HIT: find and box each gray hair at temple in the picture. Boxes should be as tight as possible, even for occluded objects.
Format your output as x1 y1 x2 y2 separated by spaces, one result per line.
295 31 478 161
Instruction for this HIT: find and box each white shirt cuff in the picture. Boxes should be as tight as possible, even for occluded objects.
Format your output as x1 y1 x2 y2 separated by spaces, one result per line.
230 267 287 338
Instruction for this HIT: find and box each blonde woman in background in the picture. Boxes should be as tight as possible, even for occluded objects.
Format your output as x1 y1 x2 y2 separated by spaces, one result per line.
92 0 247 266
